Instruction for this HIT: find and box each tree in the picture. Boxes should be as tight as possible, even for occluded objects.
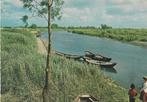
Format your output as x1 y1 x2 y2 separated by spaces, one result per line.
51 23 58 29
20 0 64 102
101 24 112 29
20 15 28 28
30 24 37 29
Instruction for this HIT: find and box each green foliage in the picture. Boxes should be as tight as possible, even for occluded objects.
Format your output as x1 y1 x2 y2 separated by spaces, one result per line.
1 29 128 102
30 24 37 29
101 24 112 29
1 29 45 100
68 28 147 42
20 0 64 20
51 23 58 29
20 15 29 28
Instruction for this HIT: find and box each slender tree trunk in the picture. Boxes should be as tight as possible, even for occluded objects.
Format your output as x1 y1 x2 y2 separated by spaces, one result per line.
42 0 52 102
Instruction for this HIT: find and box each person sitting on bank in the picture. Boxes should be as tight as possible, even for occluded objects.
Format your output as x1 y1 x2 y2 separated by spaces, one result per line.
140 76 147 102
128 83 137 102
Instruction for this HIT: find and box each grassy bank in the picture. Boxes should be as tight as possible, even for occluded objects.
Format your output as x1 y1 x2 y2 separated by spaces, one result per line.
1 28 128 102
34 27 64 32
68 28 147 45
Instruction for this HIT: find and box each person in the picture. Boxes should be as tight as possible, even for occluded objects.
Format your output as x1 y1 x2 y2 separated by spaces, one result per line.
128 83 137 102
140 76 147 102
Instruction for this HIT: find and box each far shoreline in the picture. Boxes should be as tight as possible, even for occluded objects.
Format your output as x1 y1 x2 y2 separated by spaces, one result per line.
130 41 147 48
66 28 147 48
39 29 147 48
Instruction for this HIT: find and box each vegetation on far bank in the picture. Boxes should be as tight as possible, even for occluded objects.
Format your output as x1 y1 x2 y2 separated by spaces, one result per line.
3 25 147 44
67 28 147 42
1 28 128 102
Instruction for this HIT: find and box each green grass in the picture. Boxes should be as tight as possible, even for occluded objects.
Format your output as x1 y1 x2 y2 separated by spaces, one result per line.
68 28 147 42
1 28 128 102
38 27 65 32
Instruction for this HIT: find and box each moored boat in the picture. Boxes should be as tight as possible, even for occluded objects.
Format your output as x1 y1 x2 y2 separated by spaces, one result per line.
55 51 116 68
84 57 116 68
55 51 83 60
85 51 112 62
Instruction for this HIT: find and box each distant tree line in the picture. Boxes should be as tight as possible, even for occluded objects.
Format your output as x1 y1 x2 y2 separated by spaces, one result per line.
3 23 112 30
66 24 112 30
67 26 97 29
100 24 112 29
18 15 113 30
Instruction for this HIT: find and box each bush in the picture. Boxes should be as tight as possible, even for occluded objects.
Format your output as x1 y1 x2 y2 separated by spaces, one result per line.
30 24 37 29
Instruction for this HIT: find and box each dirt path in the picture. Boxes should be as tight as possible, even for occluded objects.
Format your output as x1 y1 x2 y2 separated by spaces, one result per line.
37 38 47 55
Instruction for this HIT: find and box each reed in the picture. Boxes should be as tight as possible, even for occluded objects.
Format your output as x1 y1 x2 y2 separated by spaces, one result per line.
1 28 128 102
68 28 147 42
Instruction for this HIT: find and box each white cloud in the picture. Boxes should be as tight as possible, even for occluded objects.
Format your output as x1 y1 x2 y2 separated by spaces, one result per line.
61 0 106 23
79 16 89 22
99 0 147 26
10 0 147 27
62 7 93 22
2 0 147 27
108 0 147 13
12 0 23 7
3 0 23 7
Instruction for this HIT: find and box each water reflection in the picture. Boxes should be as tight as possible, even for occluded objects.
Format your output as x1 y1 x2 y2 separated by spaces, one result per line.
101 67 117 73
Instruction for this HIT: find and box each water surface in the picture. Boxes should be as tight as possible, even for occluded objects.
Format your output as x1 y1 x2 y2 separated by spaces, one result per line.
41 31 147 88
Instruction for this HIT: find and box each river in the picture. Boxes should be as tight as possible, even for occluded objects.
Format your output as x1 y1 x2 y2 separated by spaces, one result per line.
41 31 147 88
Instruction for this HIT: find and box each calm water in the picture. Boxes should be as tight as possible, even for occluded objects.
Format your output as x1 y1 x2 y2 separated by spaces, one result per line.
41 31 147 88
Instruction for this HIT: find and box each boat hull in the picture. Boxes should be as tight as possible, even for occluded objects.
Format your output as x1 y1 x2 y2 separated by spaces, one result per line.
85 51 112 62
84 57 117 68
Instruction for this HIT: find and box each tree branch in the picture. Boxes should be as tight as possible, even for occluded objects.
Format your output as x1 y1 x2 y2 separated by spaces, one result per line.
49 0 53 7
30 3 48 22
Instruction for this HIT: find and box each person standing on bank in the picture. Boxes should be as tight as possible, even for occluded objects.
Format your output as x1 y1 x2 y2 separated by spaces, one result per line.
128 83 137 102
141 76 147 102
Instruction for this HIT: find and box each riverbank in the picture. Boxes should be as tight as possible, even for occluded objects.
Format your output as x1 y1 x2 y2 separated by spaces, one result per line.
67 28 147 47
131 41 147 48
37 38 47 54
1 28 128 102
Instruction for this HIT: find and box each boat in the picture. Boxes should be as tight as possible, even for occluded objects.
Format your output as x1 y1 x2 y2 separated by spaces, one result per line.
84 57 116 68
74 95 99 102
55 51 83 60
55 51 117 68
85 51 112 62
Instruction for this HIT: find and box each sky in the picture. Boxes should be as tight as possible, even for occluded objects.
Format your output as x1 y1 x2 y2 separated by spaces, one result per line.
1 0 147 28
